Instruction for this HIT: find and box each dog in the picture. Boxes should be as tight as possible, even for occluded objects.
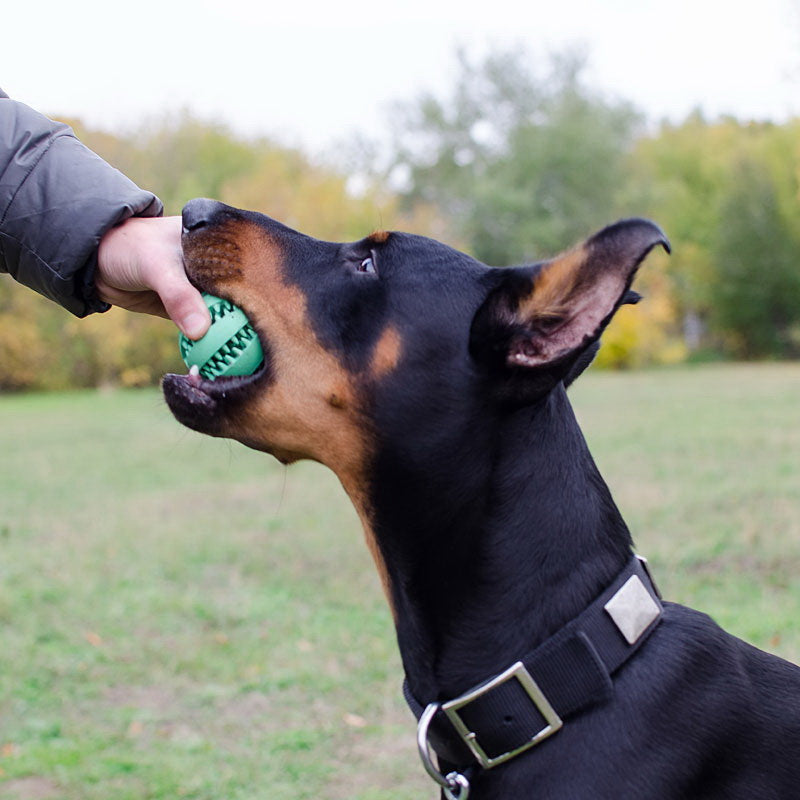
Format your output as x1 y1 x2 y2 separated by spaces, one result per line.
163 198 800 799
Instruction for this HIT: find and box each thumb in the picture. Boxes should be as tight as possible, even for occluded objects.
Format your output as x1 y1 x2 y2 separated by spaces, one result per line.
152 271 210 340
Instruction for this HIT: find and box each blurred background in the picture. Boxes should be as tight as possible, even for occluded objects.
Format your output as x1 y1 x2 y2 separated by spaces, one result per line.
2 0 800 388
1 3 799 799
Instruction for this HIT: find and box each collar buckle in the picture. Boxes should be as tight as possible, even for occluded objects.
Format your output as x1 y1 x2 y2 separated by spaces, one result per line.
442 661 563 768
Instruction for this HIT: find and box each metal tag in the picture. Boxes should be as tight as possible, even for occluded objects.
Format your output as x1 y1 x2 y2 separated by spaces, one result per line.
604 574 661 645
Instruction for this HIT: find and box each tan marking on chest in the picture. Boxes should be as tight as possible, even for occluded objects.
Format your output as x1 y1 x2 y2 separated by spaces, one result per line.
201 221 395 611
338 476 396 619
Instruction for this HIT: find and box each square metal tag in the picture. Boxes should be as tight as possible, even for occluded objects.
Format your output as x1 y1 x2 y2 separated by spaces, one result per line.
604 574 661 645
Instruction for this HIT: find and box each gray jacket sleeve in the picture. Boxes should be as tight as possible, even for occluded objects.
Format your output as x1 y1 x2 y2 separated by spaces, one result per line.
0 89 164 316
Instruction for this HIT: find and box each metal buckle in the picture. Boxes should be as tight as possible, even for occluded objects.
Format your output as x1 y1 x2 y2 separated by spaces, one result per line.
442 661 563 769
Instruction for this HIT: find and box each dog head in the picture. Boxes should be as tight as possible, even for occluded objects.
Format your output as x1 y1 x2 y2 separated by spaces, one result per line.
163 198 667 503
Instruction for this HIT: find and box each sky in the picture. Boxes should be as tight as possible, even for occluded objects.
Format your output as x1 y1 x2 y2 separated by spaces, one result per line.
2 0 798 154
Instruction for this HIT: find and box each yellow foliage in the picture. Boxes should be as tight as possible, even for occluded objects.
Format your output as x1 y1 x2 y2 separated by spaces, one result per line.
0 314 49 390
2 114 455 392
0 279 183 391
595 251 687 369
220 150 396 241
20 108 778 389
0 283 58 390
120 366 153 388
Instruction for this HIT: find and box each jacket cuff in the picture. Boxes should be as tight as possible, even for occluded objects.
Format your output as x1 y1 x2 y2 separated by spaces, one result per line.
2 124 164 317
74 195 165 317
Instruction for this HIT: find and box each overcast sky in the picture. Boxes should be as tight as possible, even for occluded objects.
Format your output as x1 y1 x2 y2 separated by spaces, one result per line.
2 0 798 153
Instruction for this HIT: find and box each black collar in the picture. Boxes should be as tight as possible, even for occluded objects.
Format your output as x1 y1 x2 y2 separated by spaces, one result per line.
405 555 663 774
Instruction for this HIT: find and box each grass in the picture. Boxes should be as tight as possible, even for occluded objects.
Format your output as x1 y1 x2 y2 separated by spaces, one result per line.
1 363 798 799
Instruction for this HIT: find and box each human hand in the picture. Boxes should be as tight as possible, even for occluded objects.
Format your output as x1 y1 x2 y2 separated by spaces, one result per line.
95 216 210 340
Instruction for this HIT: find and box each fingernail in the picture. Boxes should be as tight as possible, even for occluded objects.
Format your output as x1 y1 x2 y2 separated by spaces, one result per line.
181 312 209 340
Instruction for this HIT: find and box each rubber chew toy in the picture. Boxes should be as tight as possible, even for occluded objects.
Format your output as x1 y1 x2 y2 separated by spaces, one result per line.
178 293 263 379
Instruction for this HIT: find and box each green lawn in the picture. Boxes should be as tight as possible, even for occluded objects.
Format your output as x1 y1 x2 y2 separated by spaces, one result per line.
1 363 798 799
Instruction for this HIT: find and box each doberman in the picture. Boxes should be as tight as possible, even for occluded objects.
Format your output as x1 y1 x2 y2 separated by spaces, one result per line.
163 198 800 799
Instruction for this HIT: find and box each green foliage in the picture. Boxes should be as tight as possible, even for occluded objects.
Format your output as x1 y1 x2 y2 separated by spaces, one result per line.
388 50 800 363
631 115 800 359
386 48 684 367
69 113 259 215
389 48 642 264
4 47 800 390
712 156 800 357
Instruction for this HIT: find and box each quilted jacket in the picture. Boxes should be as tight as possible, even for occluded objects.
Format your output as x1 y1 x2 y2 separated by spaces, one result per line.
0 89 163 316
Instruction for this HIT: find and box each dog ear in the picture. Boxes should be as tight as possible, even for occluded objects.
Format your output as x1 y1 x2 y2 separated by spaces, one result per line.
561 289 642 389
470 218 669 397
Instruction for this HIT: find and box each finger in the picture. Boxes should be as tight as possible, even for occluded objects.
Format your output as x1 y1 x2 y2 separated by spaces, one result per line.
149 271 210 339
95 275 170 317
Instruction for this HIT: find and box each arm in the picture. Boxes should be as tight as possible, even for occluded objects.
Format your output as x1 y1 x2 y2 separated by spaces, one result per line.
0 91 209 338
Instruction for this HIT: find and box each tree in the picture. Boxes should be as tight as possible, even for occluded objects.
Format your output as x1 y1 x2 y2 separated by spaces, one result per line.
385 46 684 367
0 115 416 391
388 48 642 265
712 156 800 357
633 116 800 358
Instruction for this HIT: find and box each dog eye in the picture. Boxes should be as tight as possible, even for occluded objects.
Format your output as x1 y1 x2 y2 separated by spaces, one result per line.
358 255 377 274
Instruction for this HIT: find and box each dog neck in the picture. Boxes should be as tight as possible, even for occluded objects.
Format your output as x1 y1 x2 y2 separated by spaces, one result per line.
356 383 633 706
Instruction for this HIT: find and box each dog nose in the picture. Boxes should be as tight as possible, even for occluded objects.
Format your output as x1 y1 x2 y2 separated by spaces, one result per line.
182 198 222 232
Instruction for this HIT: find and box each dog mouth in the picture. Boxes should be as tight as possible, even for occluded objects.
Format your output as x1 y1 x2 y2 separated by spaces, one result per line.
162 355 269 434
165 359 267 404
162 265 271 434
164 209 272 433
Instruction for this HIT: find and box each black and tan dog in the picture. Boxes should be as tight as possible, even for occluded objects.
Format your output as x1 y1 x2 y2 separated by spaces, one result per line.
164 199 800 799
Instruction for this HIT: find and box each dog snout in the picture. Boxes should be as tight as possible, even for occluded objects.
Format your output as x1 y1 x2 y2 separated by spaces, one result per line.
182 197 224 232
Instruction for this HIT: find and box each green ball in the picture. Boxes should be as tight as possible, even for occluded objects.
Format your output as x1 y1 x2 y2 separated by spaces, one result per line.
178 293 263 379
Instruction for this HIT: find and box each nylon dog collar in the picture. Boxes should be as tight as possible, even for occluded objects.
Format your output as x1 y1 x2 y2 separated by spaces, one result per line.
406 555 663 788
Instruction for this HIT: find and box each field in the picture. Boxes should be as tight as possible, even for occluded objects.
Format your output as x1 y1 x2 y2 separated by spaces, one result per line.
1 363 798 799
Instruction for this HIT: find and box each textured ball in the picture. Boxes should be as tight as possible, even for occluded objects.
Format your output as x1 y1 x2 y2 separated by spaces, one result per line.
178 293 263 379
